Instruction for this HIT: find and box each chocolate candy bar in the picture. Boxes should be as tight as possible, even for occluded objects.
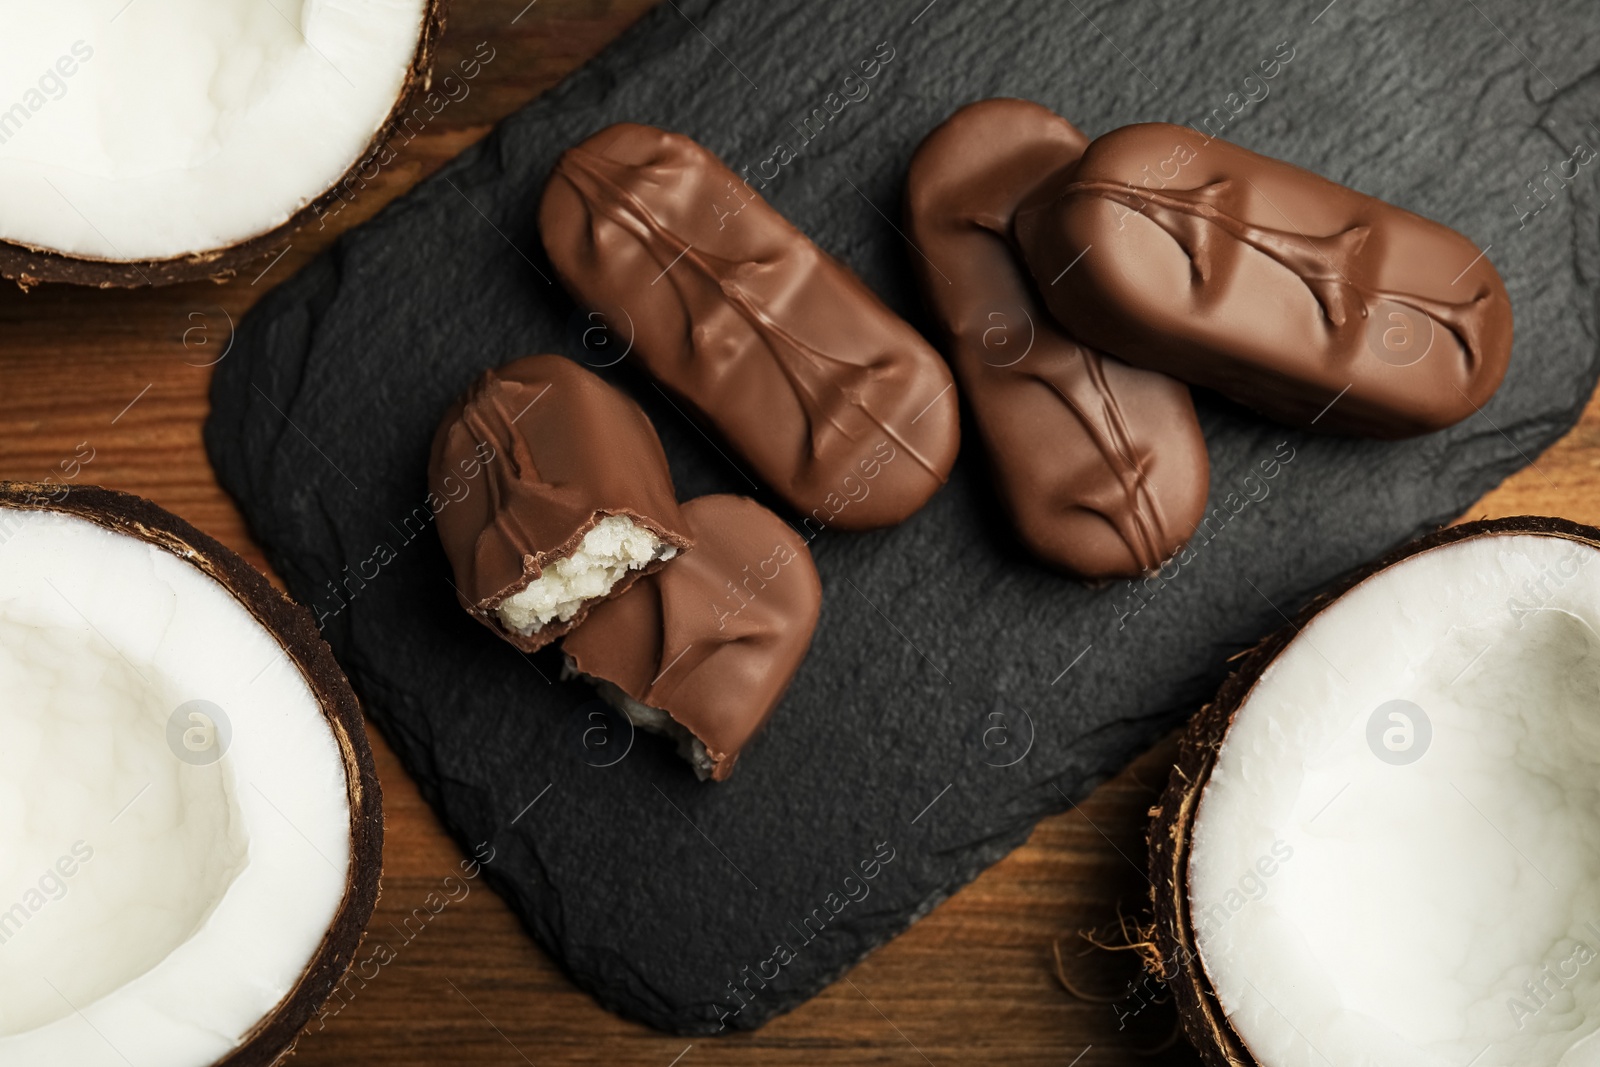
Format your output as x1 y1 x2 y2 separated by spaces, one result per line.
1015 122 1513 437
562 493 821 781
430 354 691 652
906 100 1210 578
540 122 960 532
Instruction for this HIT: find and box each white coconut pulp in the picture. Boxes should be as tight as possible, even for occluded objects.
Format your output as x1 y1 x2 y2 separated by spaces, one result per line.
496 515 676 636
0 508 351 1066
0 0 428 262
1189 533 1600 1067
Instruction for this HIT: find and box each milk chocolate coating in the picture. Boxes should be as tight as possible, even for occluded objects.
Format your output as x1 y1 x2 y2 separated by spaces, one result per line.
905 100 1210 578
539 122 960 532
562 494 822 782
1015 122 1514 438
430 354 692 652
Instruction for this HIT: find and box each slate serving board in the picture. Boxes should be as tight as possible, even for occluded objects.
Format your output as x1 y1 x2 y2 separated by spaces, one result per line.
205 0 1600 1034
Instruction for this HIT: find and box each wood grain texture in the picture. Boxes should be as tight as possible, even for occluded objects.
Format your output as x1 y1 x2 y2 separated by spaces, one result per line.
1 2 1596 1063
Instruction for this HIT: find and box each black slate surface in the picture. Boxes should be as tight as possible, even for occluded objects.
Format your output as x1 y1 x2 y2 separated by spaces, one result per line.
205 0 1600 1034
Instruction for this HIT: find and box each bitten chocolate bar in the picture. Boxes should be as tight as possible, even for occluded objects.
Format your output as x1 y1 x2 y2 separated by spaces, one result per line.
430 354 691 652
563 493 822 781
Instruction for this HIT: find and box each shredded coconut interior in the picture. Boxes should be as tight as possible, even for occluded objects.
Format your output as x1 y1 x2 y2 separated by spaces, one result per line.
496 515 674 636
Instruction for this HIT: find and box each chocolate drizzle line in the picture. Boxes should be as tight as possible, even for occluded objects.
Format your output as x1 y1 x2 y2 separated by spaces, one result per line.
1064 179 1493 371
1043 354 1170 571
967 213 1171 571
555 146 946 481
461 383 547 570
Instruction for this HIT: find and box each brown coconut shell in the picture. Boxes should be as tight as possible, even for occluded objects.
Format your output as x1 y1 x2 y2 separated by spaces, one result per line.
0 482 383 1066
1146 515 1600 1067
0 0 447 290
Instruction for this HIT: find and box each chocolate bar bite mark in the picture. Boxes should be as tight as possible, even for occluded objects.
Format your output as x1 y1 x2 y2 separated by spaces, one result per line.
431 354 691 652
450 367 681 575
1065 179 1496 373
552 146 948 479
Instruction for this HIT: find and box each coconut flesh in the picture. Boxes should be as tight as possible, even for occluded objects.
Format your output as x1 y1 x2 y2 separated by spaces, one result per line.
0 0 428 264
495 515 676 637
0 505 353 1066
1187 532 1600 1067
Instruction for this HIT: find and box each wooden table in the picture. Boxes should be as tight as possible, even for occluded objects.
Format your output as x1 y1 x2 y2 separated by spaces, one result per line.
2 3 1594 1063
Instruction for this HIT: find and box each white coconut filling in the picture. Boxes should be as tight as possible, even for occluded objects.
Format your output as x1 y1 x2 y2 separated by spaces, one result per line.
496 515 675 636
0 0 428 261
0 509 351 1067
561 659 716 780
1190 534 1600 1067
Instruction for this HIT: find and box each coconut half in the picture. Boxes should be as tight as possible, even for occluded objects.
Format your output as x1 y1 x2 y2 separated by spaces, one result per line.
0 0 444 288
1151 517 1600 1067
0 483 381 1066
